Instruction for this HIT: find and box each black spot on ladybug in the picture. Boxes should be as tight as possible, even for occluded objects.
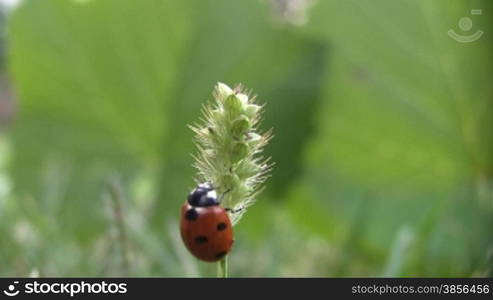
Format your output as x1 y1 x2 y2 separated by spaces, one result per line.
215 251 227 259
217 222 227 231
185 208 198 221
194 236 208 244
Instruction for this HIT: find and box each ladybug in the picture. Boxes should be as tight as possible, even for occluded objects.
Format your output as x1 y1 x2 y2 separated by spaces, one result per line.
180 183 234 262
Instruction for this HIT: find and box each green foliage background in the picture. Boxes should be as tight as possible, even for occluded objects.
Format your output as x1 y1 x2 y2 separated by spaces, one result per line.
0 0 492 276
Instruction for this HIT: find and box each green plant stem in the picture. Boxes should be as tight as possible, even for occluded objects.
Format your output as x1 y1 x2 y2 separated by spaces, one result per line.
108 177 130 275
217 256 228 278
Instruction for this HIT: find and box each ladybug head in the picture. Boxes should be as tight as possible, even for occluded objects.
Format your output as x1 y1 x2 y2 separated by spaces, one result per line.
187 183 219 207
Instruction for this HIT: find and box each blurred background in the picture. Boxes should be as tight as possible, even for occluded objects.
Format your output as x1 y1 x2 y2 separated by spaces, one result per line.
0 0 492 277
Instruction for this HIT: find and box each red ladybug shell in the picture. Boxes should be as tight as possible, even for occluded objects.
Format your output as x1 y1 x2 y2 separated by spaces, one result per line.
180 202 234 262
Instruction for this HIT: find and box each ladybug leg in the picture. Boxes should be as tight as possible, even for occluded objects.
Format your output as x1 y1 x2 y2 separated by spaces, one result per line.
225 206 245 214
218 188 232 203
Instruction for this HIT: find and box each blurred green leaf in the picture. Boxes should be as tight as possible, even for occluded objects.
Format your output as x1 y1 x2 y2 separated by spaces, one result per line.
287 0 493 275
9 0 193 240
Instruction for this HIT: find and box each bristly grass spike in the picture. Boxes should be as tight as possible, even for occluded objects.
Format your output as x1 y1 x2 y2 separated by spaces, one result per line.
188 82 273 225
